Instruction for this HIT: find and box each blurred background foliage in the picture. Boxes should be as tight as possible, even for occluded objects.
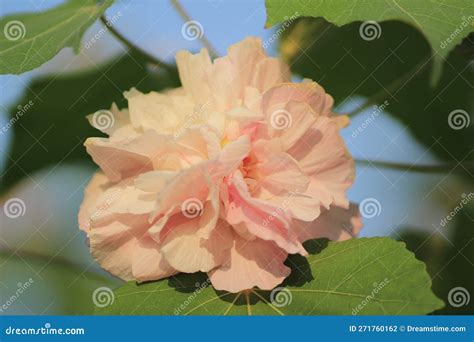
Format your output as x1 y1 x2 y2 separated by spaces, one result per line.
0 52 179 193
0 0 472 315
280 18 473 163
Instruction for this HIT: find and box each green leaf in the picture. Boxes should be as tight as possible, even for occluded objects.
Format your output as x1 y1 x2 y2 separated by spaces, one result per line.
95 237 443 315
0 0 114 75
265 0 474 83
0 52 179 193
399 201 474 315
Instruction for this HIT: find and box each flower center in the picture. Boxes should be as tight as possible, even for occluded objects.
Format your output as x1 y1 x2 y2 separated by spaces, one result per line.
220 137 230 147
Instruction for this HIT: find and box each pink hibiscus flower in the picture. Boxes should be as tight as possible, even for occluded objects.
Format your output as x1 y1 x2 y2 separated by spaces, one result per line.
79 37 362 293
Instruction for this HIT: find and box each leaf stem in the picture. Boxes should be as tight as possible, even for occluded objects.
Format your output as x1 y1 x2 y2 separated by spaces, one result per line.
170 0 220 58
100 15 175 72
355 159 474 173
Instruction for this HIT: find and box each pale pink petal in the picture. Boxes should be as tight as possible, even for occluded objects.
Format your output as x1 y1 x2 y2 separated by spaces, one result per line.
88 214 150 281
78 172 109 232
293 203 363 242
209 135 250 179
247 151 320 221
287 117 354 208
224 106 264 142
160 218 233 273
89 178 157 225
176 48 213 103
227 37 266 97
201 110 226 136
84 129 173 182
124 88 189 133
173 126 220 162
85 138 153 183
195 184 220 240
251 58 291 93
251 139 284 161
134 170 178 193
265 101 317 150
262 82 332 117
243 86 263 114
205 57 239 111
87 103 135 140
149 165 218 241
154 164 212 219
226 171 306 255
248 152 309 195
203 38 267 111
301 79 334 116
263 193 320 222
158 184 219 246
132 234 177 282
208 235 290 293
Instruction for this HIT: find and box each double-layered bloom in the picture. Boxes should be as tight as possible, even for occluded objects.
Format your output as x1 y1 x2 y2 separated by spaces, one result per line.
79 37 362 293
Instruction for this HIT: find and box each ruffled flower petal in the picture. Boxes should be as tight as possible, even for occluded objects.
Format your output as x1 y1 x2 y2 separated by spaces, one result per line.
88 214 150 280
160 218 233 273
287 117 355 209
132 235 177 282
208 234 290 293
226 171 306 256
293 203 363 242
78 172 109 232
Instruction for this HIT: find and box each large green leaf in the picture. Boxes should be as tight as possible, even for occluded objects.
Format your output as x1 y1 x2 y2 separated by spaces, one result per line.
95 237 443 315
0 0 114 74
0 52 179 193
265 0 474 83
